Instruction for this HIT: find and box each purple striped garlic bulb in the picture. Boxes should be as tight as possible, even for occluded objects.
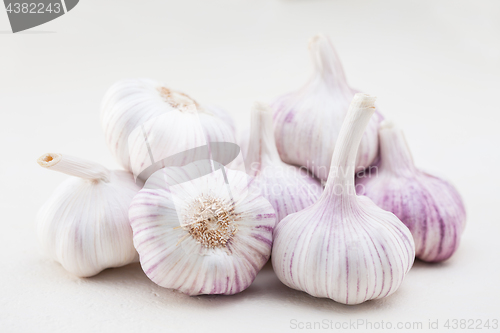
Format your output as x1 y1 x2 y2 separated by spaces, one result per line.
101 78 236 181
356 121 466 262
272 94 415 305
272 34 382 181
36 153 140 277
129 161 275 295
245 102 322 224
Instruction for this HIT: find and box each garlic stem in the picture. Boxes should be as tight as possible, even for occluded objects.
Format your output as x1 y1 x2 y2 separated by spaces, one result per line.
321 94 376 203
378 121 417 176
309 34 350 96
37 153 110 182
245 102 282 175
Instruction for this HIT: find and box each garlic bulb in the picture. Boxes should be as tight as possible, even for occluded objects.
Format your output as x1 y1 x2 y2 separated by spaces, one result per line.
36 153 140 277
129 160 275 295
272 94 415 305
245 102 322 223
205 104 236 134
272 34 382 181
101 78 236 180
356 121 466 262
237 125 250 160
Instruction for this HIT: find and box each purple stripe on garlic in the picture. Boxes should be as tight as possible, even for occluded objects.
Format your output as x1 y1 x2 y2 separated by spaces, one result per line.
272 34 382 181
272 94 415 305
245 102 323 224
356 121 466 262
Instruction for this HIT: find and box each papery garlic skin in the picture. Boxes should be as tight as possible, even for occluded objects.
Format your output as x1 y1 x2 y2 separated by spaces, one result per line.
37 153 140 277
272 94 415 305
237 126 250 160
129 161 275 295
205 104 236 134
245 102 322 223
101 78 236 179
356 121 466 262
272 34 382 181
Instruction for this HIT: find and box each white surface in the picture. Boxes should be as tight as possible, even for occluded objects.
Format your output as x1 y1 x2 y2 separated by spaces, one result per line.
1 1 499 332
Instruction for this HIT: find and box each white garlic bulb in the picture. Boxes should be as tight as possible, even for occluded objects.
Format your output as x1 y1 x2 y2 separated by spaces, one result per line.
272 94 415 305
272 34 382 181
245 102 323 223
129 160 275 295
37 153 140 277
101 78 236 180
356 121 466 262
205 104 236 134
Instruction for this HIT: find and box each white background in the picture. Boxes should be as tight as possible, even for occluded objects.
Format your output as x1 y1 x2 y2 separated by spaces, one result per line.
1 1 499 332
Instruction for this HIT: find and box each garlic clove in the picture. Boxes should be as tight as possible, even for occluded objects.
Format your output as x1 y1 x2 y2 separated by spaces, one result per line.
237 125 250 161
37 153 140 277
356 121 466 262
245 102 323 224
272 94 415 305
272 34 382 181
127 105 234 180
204 104 236 135
129 160 275 295
101 78 236 179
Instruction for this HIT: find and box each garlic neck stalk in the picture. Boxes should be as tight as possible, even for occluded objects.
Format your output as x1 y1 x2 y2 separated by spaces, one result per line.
321 94 377 206
37 153 110 182
378 121 417 177
309 34 351 98
245 102 282 176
